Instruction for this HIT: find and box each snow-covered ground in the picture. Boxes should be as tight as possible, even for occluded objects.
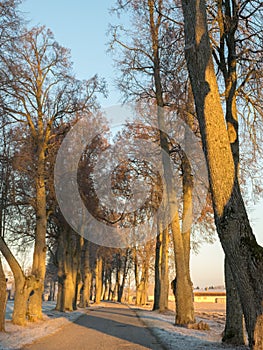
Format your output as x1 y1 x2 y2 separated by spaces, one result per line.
0 301 88 350
0 301 249 350
132 303 249 350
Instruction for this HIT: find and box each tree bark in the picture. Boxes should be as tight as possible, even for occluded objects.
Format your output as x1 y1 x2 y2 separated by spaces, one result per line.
215 1 244 342
95 255 103 304
0 258 7 332
0 236 38 325
55 223 79 312
27 149 47 321
159 226 169 311
148 0 195 324
223 257 245 345
79 241 91 308
181 0 263 347
153 229 161 310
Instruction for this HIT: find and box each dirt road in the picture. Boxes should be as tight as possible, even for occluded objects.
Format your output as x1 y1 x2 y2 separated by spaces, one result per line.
22 302 165 350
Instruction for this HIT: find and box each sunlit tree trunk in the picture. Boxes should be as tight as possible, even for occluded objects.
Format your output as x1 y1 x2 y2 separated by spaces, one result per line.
148 0 195 324
181 0 263 347
28 149 47 321
0 258 7 331
181 111 194 305
217 0 244 343
95 255 103 304
73 236 83 310
159 226 169 311
140 263 149 306
55 223 79 312
0 236 39 325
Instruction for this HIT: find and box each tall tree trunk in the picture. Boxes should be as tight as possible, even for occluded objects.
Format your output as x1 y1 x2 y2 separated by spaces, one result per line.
153 216 169 311
140 264 149 306
118 249 130 303
217 0 244 343
181 1 263 347
113 264 120 302
73 235 83 310
55 233 65 311
28 153 47 321
153 229 161 310
181 122 195 307
107 272 112 301
0 258 7 332
148 0 195 324
63 229 77 311
55 223 77 312
159 226 169 311
95 255 103 304
103 277 109 301
79 241 91 308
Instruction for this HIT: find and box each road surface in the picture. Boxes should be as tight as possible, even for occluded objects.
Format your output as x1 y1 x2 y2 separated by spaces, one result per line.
22 302 165 350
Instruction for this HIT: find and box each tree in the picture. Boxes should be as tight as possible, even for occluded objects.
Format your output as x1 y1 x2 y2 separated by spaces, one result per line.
207 1 263 342
0 25 105 321
181 0 263 348
0 0 23 329
110 0 196 324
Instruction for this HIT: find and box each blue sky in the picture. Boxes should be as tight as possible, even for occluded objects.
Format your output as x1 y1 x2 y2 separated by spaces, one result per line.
20 0 122 106
20 0 263 288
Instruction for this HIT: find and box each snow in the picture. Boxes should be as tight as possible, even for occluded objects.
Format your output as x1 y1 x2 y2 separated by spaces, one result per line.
132 304 249 350
0 301 249 350
0 301 87 350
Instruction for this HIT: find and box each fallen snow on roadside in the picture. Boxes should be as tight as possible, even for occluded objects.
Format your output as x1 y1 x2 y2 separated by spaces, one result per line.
0 302 86 350
132 307 249 350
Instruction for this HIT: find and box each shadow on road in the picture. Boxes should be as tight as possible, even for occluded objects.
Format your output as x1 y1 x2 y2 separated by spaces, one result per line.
23 304 164 350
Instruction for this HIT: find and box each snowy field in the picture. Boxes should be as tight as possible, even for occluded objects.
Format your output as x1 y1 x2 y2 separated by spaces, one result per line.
0 301 249 350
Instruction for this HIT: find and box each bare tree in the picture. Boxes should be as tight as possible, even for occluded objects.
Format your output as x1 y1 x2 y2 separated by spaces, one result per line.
110 0 196 324
181 0 263 348
0 25 105 321
0 0 23 329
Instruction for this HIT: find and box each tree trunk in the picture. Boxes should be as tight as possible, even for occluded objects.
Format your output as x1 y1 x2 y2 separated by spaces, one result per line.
0 236 38 325
172 214 195 325
0 258 7 331
215 1 244 342
73 236 83 310
55 224 77 312
181 122 195 308
95 255 103 304
159 226 169 311
117 249 130 303
140 265 149 306
223 257 245 345
27 154 47 321
107 272 112 301
113 265 120 302
55 233 65 311
79 241 91 308
181 1 263 347
153 230 161 310
147 0 195 324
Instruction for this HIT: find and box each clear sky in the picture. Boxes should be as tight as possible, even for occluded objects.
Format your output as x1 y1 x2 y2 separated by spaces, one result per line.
20 0 121 106
20 0 263 288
